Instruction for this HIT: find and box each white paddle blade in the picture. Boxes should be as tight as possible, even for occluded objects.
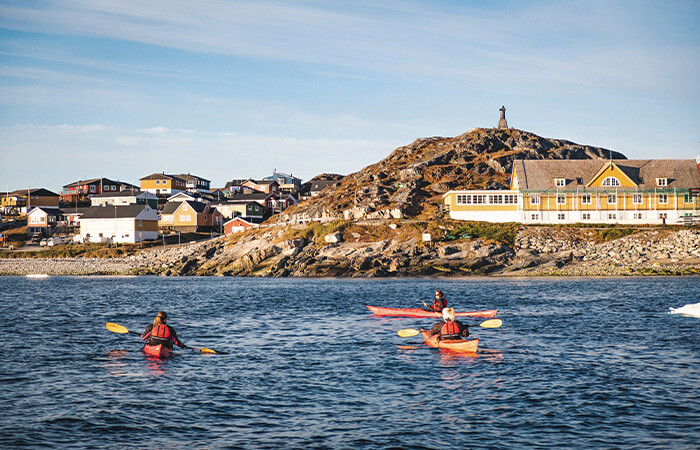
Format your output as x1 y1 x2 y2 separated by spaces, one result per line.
398 328 420 337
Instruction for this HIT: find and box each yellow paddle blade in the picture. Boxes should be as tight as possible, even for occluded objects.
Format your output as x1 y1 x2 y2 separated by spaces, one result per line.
106 322 130 334
398 328 420 337
200 347 216 354
479 319 502 328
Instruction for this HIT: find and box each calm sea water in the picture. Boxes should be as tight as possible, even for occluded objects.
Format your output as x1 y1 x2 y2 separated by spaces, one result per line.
0 276 698 449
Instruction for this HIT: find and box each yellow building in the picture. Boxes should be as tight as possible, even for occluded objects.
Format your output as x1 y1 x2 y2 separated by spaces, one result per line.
444 158 700 224
140 173 188 196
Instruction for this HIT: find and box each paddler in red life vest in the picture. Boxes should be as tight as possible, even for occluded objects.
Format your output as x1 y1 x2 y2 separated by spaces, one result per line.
426 307 469 341
423 290 448 312
141 311 186 350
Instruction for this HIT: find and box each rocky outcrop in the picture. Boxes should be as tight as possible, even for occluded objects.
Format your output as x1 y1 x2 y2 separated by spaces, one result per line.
278 127 626 224
1 228 698 277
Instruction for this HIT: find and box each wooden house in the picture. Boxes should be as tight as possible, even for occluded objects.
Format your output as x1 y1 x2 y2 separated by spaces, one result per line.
61 178 129 204
91 190 158 209
224 216 263 234
79 205 159 243
140 173 188 197
443 158 700 224
27 207 65 237
159 200 223 232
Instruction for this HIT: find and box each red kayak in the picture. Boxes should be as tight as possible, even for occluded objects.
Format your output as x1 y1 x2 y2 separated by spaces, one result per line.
143 344 173 358
367 305 497 318
422 330 479 353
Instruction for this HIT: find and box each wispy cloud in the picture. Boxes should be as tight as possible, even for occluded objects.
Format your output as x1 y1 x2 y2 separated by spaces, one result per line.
2 0 696 94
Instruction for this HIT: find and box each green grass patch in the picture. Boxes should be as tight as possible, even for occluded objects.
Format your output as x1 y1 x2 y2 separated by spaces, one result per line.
444 221 521 246
283 220 352 245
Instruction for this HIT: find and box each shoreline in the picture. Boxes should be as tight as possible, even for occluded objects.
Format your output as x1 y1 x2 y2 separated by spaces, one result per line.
1 256 698 277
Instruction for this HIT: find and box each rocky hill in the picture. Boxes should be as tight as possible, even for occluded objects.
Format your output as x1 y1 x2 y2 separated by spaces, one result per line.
282 127 625 223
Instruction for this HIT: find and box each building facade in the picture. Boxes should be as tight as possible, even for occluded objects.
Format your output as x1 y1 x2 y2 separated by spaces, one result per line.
443 158 700 225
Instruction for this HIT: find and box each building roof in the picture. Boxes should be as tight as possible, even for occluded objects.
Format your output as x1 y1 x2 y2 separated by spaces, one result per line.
176 173 211 183
28 206 64 216
139 173 187 182
243 179 278 186
224 179 250 190
514 159 700 191
9 188 59 197
228 192 274 202
160 200 209 215
63 178 121 188
81 205 153 219
92 189 150 198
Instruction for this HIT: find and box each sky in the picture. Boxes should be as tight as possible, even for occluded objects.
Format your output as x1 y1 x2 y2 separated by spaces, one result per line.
1 0 699 193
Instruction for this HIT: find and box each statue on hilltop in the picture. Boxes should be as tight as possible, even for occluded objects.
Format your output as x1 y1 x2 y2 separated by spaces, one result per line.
498 106 508 129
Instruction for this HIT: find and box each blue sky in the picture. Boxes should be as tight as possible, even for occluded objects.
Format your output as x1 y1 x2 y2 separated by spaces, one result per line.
1 0 699 193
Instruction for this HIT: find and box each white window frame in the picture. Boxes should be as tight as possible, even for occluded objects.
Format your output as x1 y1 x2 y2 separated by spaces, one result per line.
656 178 667 187
608 213 617 220
582 213 591 220
530 194 540 205
607 194 617 204
556 194 566 205
557 213 565 220
580 194 592 205
602 177 621 187
456 194 468 205
530 213 539 220
658 194 668 204
633 194 643 204
634 213 643 220
555 178 566 187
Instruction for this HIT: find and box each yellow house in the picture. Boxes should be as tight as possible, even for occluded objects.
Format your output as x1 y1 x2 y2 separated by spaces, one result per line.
140 173 188 196
444 158 700 224
159 200 223 232
2 188 59 215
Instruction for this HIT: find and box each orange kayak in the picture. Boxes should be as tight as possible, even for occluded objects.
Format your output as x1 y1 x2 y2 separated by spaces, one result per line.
421 331 479 353
367 305 497 318
143 344 173 358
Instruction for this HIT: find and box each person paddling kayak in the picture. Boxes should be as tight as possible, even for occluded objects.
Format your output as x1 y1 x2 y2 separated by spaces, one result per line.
141 311 186 350
425 307 469 341
423 290 448 312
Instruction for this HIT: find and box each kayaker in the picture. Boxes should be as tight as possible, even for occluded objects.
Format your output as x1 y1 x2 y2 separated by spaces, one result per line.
141 311 186 350
426 307 469 341
424 290 448 312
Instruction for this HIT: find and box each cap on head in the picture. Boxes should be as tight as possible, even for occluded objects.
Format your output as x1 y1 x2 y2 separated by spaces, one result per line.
442 307 455 321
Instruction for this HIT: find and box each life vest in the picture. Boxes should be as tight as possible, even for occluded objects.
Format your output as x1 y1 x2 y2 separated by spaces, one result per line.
432 298 447 311
148 324 173 347
439 321 461 340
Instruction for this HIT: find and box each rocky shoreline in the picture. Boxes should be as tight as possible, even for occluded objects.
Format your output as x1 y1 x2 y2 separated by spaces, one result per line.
1 227 698 277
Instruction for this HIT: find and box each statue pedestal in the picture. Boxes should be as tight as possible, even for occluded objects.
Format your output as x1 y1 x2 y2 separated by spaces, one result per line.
498 118 508 129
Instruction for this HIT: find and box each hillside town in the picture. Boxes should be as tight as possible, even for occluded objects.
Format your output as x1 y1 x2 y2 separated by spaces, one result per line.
1 113 699 276
1 170 343 245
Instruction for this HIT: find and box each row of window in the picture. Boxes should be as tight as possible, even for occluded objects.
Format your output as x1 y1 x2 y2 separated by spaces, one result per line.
530 212 669 221
554 177 669 187
530 193 689 205
456 194 518 205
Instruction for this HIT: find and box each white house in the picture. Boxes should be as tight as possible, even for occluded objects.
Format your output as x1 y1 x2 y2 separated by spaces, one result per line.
79 205 159 244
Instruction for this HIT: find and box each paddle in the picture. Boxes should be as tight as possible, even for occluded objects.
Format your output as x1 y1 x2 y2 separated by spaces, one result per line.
421 301 441 317
105 322 227 354
398 319 503 337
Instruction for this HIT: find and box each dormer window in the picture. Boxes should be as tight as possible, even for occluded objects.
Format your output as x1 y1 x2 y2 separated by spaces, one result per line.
602 177 621 187
656 178 667 187
555 178 566 187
